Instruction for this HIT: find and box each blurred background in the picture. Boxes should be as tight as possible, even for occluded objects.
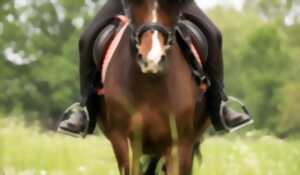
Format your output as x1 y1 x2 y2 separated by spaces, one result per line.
0 0 300 174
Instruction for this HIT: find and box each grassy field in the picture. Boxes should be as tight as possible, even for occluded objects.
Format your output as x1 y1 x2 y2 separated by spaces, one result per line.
0 118 300 175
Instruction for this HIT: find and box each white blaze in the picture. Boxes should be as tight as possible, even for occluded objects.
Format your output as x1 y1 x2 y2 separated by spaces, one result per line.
146 1 164 64
152 1 158 22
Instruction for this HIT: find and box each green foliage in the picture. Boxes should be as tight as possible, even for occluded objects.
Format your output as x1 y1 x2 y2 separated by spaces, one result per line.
207 7 300 135
0 0 299 135
238 25 290 129
244 0 300 23
0 117 118 175
0 0 93 122
275 82 300 136
1 118 300 175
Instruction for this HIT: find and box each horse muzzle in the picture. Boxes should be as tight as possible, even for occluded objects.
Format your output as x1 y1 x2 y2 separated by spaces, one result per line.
137 54 167 74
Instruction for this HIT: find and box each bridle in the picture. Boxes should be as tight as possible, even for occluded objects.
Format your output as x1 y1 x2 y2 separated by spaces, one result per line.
121 0 175 51
131 23 174 47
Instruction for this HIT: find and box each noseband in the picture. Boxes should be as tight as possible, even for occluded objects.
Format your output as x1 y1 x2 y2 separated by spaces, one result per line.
131 23 174 48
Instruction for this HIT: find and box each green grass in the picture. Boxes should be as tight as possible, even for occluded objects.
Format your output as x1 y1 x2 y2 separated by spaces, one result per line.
0 118 300 175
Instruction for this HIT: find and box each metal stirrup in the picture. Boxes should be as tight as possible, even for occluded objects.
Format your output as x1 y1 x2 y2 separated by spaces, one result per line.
60 103 90 138
219 96 254 132
227 96 251 116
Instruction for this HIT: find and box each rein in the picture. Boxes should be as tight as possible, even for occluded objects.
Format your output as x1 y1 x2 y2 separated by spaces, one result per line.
121 0 175 49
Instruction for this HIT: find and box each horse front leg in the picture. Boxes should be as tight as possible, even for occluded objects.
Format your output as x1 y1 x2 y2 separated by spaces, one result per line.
131 145 141 175
165 142 194 175
110 132 130 175
165 146 179 175
178 142 194 175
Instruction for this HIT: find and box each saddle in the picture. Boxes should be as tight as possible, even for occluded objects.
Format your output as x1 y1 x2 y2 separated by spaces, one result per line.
93 16 129 84
93 16 209 86
176 19 209 85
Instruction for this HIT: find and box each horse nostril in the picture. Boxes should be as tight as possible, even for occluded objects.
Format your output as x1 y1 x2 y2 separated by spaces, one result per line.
160 55 167 65
137 54 148 67
144 61 148 67
138 54 143 59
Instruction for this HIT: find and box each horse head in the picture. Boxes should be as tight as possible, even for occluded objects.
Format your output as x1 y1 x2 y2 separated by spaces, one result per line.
123 0 190 74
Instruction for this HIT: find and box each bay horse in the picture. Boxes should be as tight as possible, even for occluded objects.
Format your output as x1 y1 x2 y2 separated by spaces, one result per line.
95 0 210 174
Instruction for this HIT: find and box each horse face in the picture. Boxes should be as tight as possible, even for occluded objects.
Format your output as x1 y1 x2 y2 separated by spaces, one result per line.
136 29 171 74
126 0 175 74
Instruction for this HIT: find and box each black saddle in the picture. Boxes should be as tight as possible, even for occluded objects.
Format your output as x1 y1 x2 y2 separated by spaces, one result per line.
93 22 118 67
176 19 209 84
177 19 208 62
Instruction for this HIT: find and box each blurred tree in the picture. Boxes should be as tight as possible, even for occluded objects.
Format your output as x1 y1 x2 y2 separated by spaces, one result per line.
238 25 291 129
275 82 300 137
0 0 299 135
0 0 102 126
208 8 297 133
207 8 264 96
244 0 300 22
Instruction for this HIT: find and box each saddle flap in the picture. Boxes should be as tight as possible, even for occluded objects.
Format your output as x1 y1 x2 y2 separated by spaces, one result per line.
93 24 117 67
176 19 209 85
93 16 129 84
176 19 208 63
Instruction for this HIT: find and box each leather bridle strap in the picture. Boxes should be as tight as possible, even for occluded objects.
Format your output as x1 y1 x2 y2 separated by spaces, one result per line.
133 23 174 45
121 0 174 47
121 0 131 19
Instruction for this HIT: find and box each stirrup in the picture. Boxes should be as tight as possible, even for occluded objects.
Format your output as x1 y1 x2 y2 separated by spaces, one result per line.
57 103 90 138
219 96 254 133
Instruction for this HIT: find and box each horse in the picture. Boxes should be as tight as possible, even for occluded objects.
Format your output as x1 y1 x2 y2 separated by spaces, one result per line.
94 0 210 174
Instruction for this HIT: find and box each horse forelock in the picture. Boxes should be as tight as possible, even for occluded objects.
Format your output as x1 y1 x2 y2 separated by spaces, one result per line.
126 0 182 74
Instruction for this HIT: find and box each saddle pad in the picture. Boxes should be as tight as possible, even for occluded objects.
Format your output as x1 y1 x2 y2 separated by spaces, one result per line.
101 15 129 83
